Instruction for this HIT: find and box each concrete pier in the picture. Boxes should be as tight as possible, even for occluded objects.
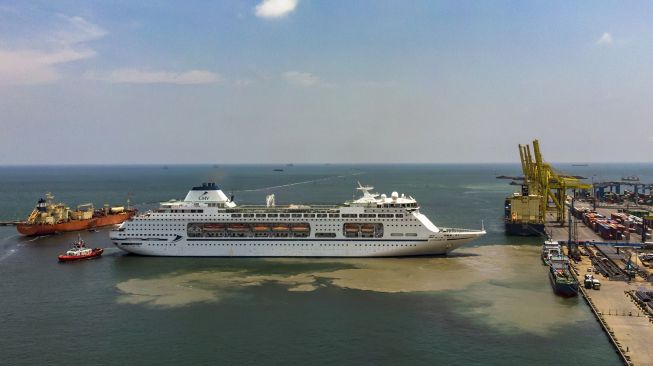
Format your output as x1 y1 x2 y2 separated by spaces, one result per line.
546 208 653 366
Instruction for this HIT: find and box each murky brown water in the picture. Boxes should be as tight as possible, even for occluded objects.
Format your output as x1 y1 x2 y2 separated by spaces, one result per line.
116 245 590 335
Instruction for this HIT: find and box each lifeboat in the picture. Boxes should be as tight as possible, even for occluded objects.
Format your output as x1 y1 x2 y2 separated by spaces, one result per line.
203 223 225 232
253 225 270 231
58 235 103 262
227 224 248 231
344 224 359 232
291 225 309 232
272 225 289 231
361 224 375 233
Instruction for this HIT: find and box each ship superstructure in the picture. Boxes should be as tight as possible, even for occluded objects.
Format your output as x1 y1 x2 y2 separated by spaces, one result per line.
110 182 486 257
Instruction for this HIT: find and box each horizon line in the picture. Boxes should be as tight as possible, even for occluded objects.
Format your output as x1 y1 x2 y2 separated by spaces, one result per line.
0 162 651 167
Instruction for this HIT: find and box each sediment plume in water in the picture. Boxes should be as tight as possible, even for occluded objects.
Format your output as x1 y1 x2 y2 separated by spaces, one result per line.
116 245 591 335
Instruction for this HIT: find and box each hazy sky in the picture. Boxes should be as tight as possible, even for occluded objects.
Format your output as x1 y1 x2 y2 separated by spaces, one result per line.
1 0 651 164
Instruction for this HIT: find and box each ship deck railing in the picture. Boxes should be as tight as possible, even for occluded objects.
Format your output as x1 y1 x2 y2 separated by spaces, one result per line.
226 205 342 212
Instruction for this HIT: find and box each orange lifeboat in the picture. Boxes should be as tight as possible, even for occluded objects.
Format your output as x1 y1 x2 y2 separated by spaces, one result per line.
361 224 375 233
291 224 309 232
272 225 289 232
203 223 225 232
344 224 359 232
253 225 270 232
227 224 248 231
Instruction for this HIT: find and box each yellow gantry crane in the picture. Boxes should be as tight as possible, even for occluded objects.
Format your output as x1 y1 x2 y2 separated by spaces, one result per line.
518 140 592 224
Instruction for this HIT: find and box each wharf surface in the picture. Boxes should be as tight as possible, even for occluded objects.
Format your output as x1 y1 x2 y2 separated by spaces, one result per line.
546 208 653 366
0 221 20 226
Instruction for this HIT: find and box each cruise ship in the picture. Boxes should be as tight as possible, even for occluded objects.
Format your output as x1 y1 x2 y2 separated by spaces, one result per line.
109 182 486 257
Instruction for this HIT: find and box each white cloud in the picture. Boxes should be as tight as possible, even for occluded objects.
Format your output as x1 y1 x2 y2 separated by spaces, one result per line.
86 69 221 84
255 0 298 18
597 32 613 46
283 71 320 86
0 15 106 85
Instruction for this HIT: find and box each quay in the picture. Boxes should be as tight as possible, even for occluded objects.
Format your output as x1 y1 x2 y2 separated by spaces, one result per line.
0 221 20 226
547 206 653 366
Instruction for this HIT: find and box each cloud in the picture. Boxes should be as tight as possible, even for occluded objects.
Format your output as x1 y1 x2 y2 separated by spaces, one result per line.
596 32 613 46
283 71 320 86
255 0 298 18
86 69 222 84
0 15 106 85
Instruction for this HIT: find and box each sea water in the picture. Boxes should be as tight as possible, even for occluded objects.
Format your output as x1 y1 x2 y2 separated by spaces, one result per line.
3 164 648 365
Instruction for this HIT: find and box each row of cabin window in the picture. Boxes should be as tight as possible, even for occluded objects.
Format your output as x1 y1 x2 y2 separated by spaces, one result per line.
184 243 419 248
230 213 403 219
380 203 417 208
184 243 420 247
157 209 204 213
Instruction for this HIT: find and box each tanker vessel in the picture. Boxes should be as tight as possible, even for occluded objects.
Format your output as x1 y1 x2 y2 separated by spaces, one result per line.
17 193 136 236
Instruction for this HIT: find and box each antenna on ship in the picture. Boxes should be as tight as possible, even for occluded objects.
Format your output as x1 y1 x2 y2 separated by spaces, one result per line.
266 194 276 208
356 181 377 198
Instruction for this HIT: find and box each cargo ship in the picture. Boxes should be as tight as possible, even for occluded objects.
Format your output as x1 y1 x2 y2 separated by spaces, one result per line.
16 193 136 236
548 254 579 297
504 186 545 236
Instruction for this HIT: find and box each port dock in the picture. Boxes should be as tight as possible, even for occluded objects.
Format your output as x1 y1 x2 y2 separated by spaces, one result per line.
547 209 653 366
504 139 653 364
0 221 20 226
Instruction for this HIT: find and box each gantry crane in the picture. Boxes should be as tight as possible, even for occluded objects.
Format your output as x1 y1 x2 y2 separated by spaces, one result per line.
518 140 592 224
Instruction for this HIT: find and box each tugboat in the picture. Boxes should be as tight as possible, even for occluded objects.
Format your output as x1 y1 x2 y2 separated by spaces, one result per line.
58 235 104 262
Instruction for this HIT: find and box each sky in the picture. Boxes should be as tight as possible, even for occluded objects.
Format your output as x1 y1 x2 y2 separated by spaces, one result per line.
0 0 652 164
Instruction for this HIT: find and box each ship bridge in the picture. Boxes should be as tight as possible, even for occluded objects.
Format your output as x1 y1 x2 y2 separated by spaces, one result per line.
349 182 419 209
156 182 237 208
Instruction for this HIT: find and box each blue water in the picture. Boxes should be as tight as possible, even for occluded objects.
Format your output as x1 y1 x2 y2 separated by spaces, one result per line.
2 164 646 365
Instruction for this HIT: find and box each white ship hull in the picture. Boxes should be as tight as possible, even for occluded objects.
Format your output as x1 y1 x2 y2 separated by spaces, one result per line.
114 236 479 257
110 182 485 257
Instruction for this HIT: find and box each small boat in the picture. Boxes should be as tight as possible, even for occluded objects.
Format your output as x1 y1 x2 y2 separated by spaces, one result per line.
622 175 640 182
227 224 248 231
203 223 225 232
58 235 103 262
361 224 375 233
541 240 561 265
344 224 359 232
